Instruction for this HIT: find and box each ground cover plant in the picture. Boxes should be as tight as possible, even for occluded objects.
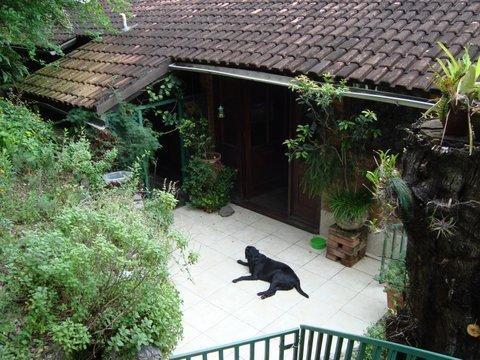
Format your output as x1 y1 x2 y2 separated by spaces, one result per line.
0 98 193 359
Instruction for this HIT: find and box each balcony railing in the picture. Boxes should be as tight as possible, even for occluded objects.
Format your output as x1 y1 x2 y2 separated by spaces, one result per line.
171 325 458 360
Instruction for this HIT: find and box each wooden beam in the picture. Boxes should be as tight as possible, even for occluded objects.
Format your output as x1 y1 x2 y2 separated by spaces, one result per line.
95 59 171 114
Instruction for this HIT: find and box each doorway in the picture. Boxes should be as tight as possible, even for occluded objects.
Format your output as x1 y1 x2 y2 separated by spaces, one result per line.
212 75 320 232
214 78 289 220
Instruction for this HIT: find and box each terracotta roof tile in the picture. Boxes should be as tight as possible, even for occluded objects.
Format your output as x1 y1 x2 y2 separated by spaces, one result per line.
20 0 480 111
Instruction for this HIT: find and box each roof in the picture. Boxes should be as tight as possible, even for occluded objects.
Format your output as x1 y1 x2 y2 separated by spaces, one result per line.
19 0 480 113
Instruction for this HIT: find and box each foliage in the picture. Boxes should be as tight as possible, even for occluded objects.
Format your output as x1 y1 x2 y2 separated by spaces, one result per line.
148 75 214 159
363 316 388 360
383 255 408 293
0 98 54 168
0 98 193 358
328 189 372 223
0 0 130 85
177 116 215 159
366 151 413 231
425 42 480 154
67 104 161 170
284 75 380 198
182 157 236 212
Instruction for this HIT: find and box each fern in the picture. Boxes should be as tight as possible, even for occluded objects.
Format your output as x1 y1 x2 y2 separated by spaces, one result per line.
328 189 372 223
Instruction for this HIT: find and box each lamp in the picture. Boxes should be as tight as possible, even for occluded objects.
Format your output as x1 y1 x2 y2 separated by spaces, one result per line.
217 105 225 119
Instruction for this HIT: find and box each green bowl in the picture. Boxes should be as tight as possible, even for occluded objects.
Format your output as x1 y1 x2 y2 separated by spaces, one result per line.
310 236 327 250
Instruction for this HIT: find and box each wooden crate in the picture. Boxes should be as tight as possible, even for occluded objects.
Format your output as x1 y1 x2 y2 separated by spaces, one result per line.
326 225 368 267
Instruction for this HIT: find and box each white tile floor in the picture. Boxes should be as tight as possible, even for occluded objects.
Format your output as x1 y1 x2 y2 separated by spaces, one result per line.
171 204 387 355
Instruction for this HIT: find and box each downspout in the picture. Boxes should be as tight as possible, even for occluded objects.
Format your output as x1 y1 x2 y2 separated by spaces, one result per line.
169 63 433 110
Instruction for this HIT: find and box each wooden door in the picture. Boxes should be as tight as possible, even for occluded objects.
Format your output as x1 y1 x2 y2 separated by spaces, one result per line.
213 77 247 195
244 83 289 197
288 101 321 232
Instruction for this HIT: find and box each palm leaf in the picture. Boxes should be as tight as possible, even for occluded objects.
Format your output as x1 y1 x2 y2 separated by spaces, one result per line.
438 42 459 71
436 58 451 77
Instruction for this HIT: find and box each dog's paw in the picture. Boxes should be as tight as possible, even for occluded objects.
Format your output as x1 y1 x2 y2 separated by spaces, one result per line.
257 291 265 296
232 279 238 283
236 260 243 264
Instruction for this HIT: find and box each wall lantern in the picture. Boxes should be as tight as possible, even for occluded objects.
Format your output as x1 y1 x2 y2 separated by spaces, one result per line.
217 104 225 119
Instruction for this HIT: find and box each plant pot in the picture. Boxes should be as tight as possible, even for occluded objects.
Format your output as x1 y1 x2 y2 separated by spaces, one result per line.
385 286 405 310
335 211 368 231
201 151 221 164
442 108 469 137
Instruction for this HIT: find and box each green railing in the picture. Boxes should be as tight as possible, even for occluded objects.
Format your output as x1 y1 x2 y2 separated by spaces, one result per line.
378 223 408 282
171 325 458 360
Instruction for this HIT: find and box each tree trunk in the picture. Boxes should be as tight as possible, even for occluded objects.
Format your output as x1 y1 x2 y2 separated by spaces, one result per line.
402 122 480 359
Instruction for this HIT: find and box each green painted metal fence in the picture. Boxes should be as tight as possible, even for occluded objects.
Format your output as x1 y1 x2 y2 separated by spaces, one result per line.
378 223 408 283
171 325 458 360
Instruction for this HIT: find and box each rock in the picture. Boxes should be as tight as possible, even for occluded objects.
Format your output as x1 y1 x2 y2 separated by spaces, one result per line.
136 345 162 360
218 205 234 217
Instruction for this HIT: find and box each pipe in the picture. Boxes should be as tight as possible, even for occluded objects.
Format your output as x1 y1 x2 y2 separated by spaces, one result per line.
169 63 433 110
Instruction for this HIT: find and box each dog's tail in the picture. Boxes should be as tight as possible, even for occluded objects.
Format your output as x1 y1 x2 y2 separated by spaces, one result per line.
295 282 309 298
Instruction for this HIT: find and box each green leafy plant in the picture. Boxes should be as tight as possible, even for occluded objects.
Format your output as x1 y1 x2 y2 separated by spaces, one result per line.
328 189 372 225
177 116 215 159
366 150 413 231
182 157 236 212
384 256 408 294
0 99 194 359
67 104 161 170
148 76 215 160
362 315 388 360
425 42 480 154
284 75 380 199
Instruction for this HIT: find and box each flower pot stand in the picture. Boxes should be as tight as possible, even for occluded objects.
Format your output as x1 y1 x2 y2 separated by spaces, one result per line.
326 224 368 267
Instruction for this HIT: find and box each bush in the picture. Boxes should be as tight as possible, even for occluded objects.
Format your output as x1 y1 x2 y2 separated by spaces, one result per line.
182 157 236 212
66 104 161 170
0 99 192 359
0 99 55 169
363 316 387 360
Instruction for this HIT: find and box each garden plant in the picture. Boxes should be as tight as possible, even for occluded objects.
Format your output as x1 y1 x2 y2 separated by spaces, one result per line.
0 99 194 359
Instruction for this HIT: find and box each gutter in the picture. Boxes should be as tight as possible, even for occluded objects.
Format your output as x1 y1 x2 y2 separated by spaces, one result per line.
169 63 433 110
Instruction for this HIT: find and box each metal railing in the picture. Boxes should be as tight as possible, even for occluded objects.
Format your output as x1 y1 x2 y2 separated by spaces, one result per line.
378 224 408 283
171 325 458 360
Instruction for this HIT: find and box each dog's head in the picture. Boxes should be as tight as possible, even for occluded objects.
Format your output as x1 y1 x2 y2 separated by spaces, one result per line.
245 246 260 263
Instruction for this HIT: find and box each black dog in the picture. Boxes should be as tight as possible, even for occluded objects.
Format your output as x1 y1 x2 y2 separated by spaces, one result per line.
232 246 309 299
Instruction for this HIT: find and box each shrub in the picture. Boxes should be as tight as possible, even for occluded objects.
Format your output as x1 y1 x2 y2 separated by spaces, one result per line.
363 316 388 360
182 157 236 212
0 190 184 359
66 104 161 170
0 99 55 169
0 99 192 359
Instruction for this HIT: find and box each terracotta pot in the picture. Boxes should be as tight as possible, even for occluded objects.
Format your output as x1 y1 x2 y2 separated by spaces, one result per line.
442 108 469 137
385 286 405 310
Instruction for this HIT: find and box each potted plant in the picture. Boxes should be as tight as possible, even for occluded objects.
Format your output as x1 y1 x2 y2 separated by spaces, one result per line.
383 256 408 311
328 189 372 231
178 116 220 163
425 43 480 152
182 156 236 212
366 150 413 232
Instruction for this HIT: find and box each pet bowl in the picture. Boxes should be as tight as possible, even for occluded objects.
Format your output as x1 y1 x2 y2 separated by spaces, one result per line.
310 236 327 250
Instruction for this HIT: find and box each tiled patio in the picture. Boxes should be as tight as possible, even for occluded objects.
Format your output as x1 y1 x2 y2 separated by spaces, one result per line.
171 204 387 355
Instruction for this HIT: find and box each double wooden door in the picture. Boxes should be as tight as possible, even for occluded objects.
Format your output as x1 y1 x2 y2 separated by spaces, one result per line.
213 76 320 232
214 78 288 198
